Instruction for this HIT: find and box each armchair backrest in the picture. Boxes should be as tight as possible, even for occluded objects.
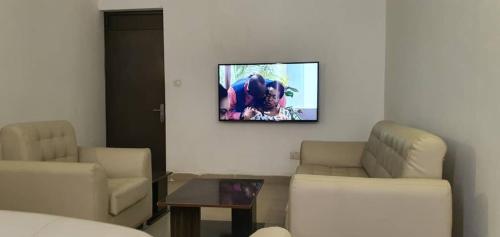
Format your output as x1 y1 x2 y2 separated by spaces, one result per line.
0 121 78 162
361 121 446 179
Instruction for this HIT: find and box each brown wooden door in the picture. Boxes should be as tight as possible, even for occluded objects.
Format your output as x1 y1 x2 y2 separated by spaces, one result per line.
105 11 165 176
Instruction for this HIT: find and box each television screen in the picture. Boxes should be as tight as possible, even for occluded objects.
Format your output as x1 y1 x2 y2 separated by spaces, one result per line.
218 62 319 122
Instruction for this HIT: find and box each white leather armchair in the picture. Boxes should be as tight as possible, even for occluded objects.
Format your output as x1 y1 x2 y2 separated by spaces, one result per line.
0 121 152 227
288 121 452 237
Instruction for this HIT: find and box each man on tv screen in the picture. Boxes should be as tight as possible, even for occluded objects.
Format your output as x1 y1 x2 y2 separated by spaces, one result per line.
226 74 286 120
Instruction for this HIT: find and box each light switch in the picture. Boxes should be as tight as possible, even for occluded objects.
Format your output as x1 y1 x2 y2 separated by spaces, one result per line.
173 80 182 87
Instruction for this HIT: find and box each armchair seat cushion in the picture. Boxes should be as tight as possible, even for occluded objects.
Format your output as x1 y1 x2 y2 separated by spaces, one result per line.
296 165 368 177
108 178 148 216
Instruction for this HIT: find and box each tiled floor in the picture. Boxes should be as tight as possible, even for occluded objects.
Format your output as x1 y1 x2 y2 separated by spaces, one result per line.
144 174 290 237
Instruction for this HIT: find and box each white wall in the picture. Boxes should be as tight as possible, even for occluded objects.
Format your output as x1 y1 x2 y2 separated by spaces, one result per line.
385 1 500 236
164 0 386 175
0 0 106 146
98 0 162 11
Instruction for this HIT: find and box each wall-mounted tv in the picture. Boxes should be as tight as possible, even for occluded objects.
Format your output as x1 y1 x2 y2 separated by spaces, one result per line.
219 62 319 122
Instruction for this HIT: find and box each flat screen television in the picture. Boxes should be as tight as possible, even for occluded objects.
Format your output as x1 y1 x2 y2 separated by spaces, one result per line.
218 62 319 122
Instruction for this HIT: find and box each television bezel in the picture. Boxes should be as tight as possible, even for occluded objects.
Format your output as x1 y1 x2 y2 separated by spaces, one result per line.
218 61 320 123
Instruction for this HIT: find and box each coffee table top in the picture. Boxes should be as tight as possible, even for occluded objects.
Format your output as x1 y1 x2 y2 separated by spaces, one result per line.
160 179 264 209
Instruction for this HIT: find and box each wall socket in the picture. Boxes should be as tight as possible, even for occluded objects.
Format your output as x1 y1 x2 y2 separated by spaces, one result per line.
290 152 300 160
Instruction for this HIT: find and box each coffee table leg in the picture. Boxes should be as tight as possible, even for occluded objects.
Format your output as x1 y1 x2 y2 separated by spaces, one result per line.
170 206 200 237
232 202 256 237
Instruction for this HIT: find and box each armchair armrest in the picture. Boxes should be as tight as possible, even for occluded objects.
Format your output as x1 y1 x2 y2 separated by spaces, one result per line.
0 161 109 222
79 147 152 179
300 141 366 167
289 174 452 237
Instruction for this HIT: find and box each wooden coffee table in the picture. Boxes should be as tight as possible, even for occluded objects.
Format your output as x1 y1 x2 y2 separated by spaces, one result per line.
158 179 264 237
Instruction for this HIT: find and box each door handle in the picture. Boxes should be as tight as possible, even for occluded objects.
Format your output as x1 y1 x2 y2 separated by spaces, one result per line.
152 104 165 123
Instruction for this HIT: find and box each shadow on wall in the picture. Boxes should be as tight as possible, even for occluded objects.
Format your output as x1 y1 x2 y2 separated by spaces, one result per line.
443 138 488 237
